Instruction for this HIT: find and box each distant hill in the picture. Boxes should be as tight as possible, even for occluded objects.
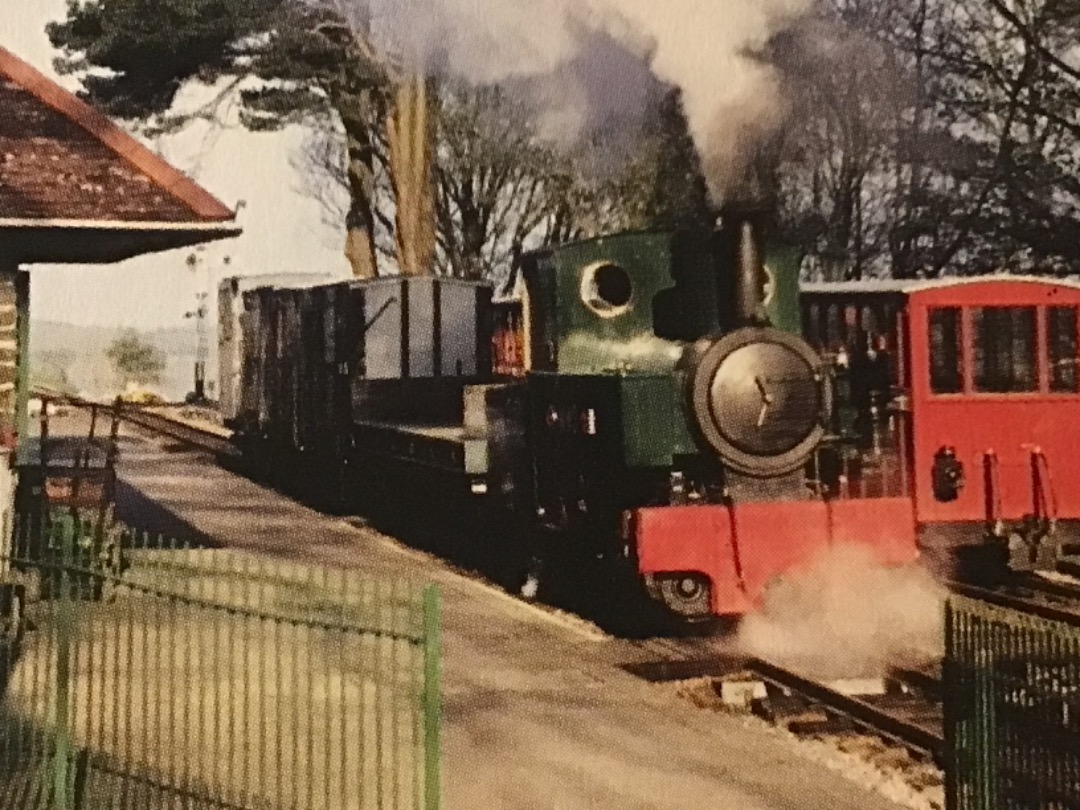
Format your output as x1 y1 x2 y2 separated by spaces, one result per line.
31 322 199 354
30 321 213 403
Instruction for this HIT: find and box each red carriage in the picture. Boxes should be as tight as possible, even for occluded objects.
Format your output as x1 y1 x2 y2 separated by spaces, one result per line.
802 276 1080 579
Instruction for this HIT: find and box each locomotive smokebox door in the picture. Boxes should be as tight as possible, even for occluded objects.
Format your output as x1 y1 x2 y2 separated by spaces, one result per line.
684 327 829 478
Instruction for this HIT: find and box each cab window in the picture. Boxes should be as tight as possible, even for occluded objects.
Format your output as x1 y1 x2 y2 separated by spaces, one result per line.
929 307 962 394
972 306 1036 393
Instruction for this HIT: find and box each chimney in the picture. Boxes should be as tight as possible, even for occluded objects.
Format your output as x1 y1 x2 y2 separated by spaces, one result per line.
736 219 765 324
721 202 771 326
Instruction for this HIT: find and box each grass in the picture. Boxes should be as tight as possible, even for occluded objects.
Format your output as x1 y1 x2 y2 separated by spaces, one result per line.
0 551 432 810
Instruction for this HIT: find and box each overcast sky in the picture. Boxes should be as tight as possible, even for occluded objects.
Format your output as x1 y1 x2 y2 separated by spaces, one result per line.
7 0 351 331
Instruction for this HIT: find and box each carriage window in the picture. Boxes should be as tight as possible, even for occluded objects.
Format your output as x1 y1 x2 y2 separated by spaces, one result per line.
807 303 822 348
826 304 842 350
861 306 878 338
929 308 962 393
972 307 1037 393
1049 306 1079 393
843 306 858 346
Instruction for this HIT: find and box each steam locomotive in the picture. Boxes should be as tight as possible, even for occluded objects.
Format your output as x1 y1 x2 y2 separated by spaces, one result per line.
220 210 1080 620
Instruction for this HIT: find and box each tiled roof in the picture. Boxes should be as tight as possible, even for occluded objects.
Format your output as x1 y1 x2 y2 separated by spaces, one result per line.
0 45 234 224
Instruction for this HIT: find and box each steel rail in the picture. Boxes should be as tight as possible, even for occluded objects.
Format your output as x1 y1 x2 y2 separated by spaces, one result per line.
31 388 237 458
1012 571 1080 603
748 658 944 761
888 665 942 699
115 406 237 458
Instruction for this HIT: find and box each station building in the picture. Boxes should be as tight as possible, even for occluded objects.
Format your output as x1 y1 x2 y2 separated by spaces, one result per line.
0 44 239 540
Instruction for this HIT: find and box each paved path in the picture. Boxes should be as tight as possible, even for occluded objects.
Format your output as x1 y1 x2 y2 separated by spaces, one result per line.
90 418 910 810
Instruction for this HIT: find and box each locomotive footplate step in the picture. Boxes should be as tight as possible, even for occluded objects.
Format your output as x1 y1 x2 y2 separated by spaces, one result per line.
353 419 491 475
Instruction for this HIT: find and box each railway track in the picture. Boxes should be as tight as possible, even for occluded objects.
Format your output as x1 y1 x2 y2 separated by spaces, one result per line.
630 573 1080 764
112 405 237 458
624 637 945 763
948 577 1080 628
32 389 237 458
628 573 1080 772
745 658 943 762
625 574 1080 769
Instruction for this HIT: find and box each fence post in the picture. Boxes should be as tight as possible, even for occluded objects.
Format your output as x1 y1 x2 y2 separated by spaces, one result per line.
972 618 996 810
943 599 957 810
50 517 75 810
422 585 441 810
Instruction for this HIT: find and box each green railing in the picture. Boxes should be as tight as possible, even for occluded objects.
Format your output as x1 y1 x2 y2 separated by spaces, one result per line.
0 514 441 810
944 595 1080 810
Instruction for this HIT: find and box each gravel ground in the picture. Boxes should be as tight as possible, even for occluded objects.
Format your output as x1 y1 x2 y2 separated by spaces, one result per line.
674 678 944 810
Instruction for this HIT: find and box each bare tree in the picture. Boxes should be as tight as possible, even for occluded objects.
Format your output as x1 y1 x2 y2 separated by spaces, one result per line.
295 81 707 283
772 9 914 278
771 0 1080 278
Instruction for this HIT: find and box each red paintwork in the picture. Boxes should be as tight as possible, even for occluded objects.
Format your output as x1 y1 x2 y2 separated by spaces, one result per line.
907 281 1080 524
635 497 918 615
491 302 527 377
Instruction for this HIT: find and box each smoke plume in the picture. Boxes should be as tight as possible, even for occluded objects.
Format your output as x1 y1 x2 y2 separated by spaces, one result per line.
333 0 815 202
736 545 946 680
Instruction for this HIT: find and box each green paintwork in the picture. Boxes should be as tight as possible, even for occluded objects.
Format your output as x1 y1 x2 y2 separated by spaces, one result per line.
763 244 804 334
423 585 442 810
3 515 443 810
619 375 698 468
540 232 687 375
942 595 1080 810
523 228 805 470
50 516 74 810
527 232 705 468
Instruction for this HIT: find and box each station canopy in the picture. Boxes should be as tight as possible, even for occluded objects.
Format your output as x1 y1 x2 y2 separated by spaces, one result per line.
0 44 239 264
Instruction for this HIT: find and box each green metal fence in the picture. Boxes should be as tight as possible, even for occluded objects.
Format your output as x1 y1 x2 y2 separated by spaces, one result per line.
0 514 441 810
944 595 1080 810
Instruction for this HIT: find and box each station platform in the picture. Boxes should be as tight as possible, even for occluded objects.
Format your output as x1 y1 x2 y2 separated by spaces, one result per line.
69 412 913 810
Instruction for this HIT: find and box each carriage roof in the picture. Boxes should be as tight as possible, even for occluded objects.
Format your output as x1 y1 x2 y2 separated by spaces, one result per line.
801 275 1080 297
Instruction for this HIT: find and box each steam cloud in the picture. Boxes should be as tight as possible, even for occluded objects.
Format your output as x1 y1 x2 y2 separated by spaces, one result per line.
736 545 946 680
330 0 815 202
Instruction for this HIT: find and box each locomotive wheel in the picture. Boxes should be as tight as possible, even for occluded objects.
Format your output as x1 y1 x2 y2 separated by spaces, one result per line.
653 573 712 619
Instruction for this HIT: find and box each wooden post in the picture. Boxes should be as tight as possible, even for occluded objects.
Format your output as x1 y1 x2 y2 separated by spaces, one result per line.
0 264 24 578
